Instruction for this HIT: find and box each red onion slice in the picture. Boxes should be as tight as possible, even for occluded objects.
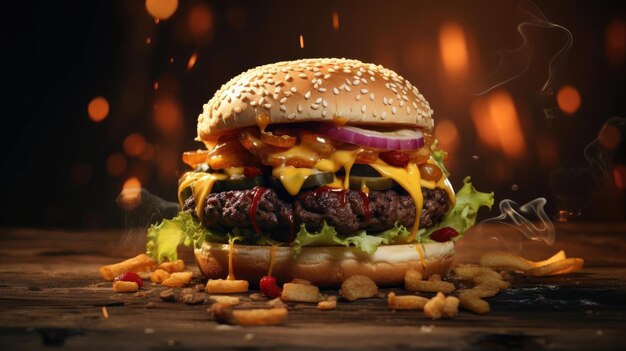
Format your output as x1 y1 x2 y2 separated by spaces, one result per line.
311 123 424 150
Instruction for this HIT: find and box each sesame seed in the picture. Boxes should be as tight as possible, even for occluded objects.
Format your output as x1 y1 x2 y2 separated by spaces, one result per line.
299 73 307 79
314 83 319 89
381 111 387 120
391 87 398 93
274 87 281 94
290 87 297 93
385 83 390 88
324 74 331 79
285 74 293 81
413 101 418 109
297 104 303 112
264 103 272 109
315 97 323 104
319 87 327 93
287 112 296 120
402 95 409 101
311 104 320 110
333 88 339 95
322 110 327 117
284 91 292 97
259 97 265 105
322 100 328 107
370 76 376 81
361 89 368 94
250 101 258 107
279 105 287 112
356 95 361 101
361 105 367 113
406 107 411 113
234 106 242 113
391 106 397 114
369 93 375 101
361 78 368 84
389 98 394 104
305 91 311 99
399 100 405 107
353 79 360 85
314 72 323 77
280 97 288 104
383 97 388 105
345 85 352 92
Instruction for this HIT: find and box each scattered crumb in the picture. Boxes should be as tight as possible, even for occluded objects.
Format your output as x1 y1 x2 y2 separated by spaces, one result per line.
244 333 254 340
144 328 155 334
159 289 178 302
420 325 435 333
596 330 604 336
146 302 156 309
249 293 268 301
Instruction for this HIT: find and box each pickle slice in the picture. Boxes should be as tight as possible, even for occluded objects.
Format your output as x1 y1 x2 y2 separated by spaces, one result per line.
212 176 265 193
348 176 395 191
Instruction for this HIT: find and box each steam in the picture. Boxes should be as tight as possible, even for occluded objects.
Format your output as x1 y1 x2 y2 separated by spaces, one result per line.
474 197 555 252
474 0 573 119
549 117 626 221
116 188 180 250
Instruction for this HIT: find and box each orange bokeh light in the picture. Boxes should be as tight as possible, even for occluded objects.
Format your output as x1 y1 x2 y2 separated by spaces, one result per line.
439 22 469 79
106 153 127 177
119 177 142 209
606 20 626 67
87 96 109 122
471 91 526 158
332 11 339 31
187 53 198 71
188 4 213 38
145 0 178 20
598 123 622 150
123 133 146 157
557 85 581 115
153 98 183 139
614 165 626 189
434 119 460 153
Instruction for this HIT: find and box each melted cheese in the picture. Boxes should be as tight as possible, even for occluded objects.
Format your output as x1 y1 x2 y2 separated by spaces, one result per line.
177 172 227 219
415 244 426 267
227 239 235 280
419 159 456 206
273 166 316 196
256 113 270 133
370 161 423 242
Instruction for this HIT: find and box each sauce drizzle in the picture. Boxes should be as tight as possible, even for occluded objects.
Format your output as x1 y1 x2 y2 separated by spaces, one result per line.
249 187 268 233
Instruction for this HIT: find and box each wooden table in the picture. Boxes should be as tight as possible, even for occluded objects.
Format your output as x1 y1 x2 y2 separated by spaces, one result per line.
1 223 625 350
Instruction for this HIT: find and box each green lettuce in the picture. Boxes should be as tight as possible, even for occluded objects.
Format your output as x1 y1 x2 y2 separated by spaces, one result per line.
292 221 411 255
417 176 494 241
432 150 450 177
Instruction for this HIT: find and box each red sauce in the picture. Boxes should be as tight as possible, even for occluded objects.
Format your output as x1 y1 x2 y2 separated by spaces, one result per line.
358 191 371 222
249 187 268 233
313 186 347 207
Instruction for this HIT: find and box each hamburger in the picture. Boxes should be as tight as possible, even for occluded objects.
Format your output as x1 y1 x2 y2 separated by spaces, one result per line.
147 58 493 286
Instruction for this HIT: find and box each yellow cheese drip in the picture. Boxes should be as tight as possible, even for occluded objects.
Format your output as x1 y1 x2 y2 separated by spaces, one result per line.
370 161 423 243
227 239 235 280
415 244 426 268
256 113 270 133
272 166 315 196
177 172 227 219
314 148 361 189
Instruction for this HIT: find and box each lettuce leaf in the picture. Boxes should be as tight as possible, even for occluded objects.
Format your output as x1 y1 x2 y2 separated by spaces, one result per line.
417 176 494 241
432 150 450 177
292 221 411 255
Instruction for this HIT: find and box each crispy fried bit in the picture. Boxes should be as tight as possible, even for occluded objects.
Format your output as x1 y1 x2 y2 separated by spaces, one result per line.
424 292 447 319
290 278 312 285
158 259 185 273
281 283 320 303
267 297 287 309
340 275 379 301
210 295 240 306
387 292 429 310
472 275 511 290
232 308 288 326
480 252 535 271
405 278 455 294
249 292 269 301
150 269 171 284
442 296 460 318
209 302 236 324
159 288 178 302
112 280 139 293
454 265 503 280
526 258 584 276
317 296 337 310
459 291 490 314
99 254 156 281
182 292 206 305
161 271 193 288
206 279 249 294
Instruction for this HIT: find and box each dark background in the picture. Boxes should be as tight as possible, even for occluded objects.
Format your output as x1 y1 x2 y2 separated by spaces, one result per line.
2 0 625 230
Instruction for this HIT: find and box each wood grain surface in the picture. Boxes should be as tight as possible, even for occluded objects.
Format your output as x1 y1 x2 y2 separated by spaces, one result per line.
0 223 625 350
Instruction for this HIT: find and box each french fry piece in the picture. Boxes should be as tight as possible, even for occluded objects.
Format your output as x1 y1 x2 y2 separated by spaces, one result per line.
428 274 442 282
232 308 288 326
99 254 156 281
281 283 320 303
340 275 378 301
480 251 535 271
317 296 337 310
526 258 584 276
158 259 185 273
405 279 456 294
206 279 249 293
459 292 490 314
461 285 500 298
454 265 504 281
162 271 193 288
443 296 460 318
424 292 447 319
150 269 171 284
534 250 567 267
472 275 510 290
404 269 423 283
387 292 429 310
209 295 240 306
112 280 139 293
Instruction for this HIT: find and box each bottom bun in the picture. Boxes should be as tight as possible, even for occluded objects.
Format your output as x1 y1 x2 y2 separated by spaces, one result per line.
194 241 455 287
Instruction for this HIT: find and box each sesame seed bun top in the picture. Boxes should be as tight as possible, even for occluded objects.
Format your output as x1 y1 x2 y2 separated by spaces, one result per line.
197 58 434 142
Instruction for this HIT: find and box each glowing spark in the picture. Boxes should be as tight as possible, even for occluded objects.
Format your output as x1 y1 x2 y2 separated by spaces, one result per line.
153 81 159 90
299 35 304 49
145 0 178 20
439 22 468 79
556 85 581 114
87 96 109 122
187 53 198 70
146 37 151 45
101 306 109 319
332 11 339 31
169 57 174 64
